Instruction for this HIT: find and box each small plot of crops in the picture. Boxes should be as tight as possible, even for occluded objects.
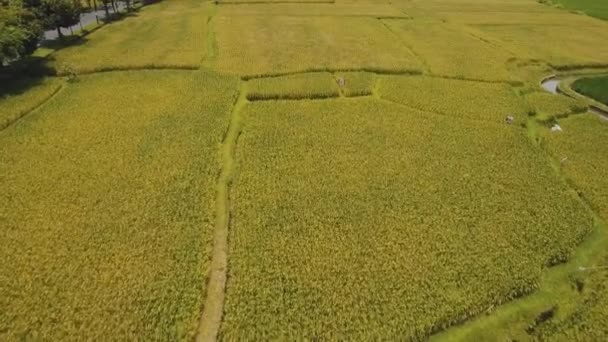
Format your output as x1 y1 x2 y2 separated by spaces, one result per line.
217 3 404 17
543 114 608 220
0 77 63 130
222 97 592 339
572 76 608 106
551 0 608 21
50 0 210 74
213 15 422 76
0 70 238 340
334 71 376 97
382 20 515 81
526 92 587 122
378 75 528 123
245 72 340 101
476 23 608 69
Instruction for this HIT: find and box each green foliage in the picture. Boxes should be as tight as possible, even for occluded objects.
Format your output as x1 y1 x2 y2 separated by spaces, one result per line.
378 75 529 123
0 70 239 340
41 0 83 36
245 72 339 101
572 76 608 106
526 92 588 122
550 0 608 21
0 3 43 64
222 98 592 340
0 77 62 129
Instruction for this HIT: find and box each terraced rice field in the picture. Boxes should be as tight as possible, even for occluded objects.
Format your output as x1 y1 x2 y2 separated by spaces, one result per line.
1 0 608 340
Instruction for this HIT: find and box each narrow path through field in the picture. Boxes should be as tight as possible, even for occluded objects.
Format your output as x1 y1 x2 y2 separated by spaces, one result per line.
196 83 248 342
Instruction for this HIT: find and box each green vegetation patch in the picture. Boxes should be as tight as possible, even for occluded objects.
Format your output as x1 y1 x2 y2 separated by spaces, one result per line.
50 0 210 74
221 98 592 339
378 75 528 123
334 71 376 97
0 70 239 340
245 72 340 101
476 23 608 69
213 15 422 76
526 92 587 122
572 76 608 106
550 0 608 21
0 77 63 130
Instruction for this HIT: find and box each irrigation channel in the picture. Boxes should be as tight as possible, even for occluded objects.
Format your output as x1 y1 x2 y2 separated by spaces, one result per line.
540 76 608 120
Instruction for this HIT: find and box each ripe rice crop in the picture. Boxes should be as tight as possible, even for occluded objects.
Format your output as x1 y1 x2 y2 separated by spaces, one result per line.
217 3 404 17
526 92 587 122
221 97 592 339
475 23 608 69
378 75 529 123
0 78 63 130
213 15 423 76
382 20 515 81
0 70 238 340
536 114 608 341
50 0 210 74
334 71 376 97
543 114 608 220
245 72 340 101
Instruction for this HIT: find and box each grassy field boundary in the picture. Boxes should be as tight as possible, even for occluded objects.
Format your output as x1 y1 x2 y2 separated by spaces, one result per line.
196 83 247 342
0 80 65 132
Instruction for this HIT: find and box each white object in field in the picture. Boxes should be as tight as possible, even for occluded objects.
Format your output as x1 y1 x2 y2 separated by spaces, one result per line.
551 124 562 132
505 116 515 124
337 77 345 88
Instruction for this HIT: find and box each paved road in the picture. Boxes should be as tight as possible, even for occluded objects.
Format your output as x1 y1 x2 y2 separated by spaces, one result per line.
44 2 126 40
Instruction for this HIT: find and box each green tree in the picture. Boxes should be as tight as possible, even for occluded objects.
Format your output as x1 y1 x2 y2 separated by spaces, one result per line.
0 3 42 66
41 0 82 38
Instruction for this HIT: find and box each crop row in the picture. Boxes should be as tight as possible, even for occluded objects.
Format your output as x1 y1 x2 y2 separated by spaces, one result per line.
245 72 340 101
221 97 592 339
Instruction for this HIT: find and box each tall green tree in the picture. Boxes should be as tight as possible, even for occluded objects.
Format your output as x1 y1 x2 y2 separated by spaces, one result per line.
0 3 42 66
41 0 82 38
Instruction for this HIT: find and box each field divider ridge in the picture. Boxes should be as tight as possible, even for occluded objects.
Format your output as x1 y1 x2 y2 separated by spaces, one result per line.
0 79 65 132
196 82 248 342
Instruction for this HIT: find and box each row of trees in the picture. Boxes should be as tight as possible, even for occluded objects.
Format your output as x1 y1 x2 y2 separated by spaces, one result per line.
0 0 131 66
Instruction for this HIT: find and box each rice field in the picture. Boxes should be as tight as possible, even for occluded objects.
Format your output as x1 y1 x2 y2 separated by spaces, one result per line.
0 70 238 340
378 75 529 123
49 0 211 74
212 15 423 76
0 78 63 130
222 98 592 339
245 72 340 101
2 0 608 339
